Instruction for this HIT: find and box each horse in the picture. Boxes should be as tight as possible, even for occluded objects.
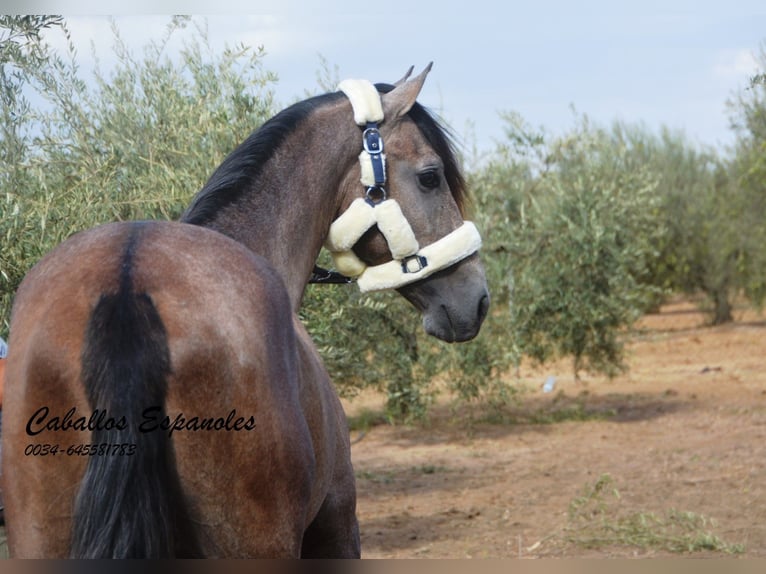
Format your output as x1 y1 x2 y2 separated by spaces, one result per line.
1 64 489 558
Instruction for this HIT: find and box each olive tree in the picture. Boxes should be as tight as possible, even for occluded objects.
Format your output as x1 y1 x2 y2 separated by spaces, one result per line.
475 112 663 381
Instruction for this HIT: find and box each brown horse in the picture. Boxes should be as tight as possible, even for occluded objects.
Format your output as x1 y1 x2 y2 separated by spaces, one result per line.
1 65 489 558
0 357 5 407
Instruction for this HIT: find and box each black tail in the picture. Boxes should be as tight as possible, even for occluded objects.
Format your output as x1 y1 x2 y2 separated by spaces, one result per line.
70 231 201 558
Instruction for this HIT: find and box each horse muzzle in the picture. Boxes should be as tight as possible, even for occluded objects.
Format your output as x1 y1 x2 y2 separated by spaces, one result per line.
397 254 489 343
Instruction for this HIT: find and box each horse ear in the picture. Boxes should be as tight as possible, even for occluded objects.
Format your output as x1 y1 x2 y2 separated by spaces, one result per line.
393 65 414 87
382 62 433 121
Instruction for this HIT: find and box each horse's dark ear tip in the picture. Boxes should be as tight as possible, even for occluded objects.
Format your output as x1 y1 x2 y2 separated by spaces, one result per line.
394 66 415 87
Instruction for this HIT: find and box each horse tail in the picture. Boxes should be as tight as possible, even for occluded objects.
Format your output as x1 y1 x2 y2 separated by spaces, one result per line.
70 229 201 558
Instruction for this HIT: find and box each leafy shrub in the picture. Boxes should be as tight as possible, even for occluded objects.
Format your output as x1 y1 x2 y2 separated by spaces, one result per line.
1 16 277 336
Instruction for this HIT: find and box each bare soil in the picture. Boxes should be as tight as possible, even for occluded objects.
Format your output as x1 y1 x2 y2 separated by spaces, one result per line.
345 299 766 558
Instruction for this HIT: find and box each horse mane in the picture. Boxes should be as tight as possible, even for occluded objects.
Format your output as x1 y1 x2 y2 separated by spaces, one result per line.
181 84 467 226
181 91 347 226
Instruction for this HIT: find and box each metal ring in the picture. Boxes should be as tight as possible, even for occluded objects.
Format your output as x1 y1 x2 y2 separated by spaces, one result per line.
365 185 387 205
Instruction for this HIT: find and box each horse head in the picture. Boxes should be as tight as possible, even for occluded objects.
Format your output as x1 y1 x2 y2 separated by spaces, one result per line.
327 65 490 342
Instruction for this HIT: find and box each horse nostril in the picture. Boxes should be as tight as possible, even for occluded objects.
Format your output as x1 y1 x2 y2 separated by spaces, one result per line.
477 293 490 323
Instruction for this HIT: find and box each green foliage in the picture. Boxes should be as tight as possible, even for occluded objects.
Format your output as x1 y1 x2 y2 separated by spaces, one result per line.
726 42 766 315
606 121 762 325
472 95 766 382
300 278 434 421
0 16 277 336
474 112 663 381
1 16 67 335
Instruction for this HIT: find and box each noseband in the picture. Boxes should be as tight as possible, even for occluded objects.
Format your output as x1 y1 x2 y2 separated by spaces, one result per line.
311 79 482 292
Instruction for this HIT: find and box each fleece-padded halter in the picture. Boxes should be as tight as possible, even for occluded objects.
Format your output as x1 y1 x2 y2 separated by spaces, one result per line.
322 78 482 293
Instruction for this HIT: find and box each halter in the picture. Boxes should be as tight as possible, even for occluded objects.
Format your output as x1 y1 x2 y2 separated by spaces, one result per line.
312 79 482 292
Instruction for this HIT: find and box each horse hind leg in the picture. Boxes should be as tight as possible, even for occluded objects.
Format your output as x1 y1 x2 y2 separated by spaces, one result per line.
300 463 360 558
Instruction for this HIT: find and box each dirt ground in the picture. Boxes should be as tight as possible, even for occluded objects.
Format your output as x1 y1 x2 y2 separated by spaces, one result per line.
345 299 766 558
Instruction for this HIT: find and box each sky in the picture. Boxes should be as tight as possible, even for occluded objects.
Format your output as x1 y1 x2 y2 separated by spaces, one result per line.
7 1 766 158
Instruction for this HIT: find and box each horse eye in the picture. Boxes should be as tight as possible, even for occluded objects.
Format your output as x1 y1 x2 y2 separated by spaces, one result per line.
418 170 441 190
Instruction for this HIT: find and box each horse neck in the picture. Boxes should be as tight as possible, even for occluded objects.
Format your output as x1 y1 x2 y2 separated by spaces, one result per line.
202 102 359 311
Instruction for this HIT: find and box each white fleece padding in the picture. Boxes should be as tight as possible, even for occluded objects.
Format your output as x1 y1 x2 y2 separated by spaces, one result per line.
359 150 387 187
325 198 377 252
326 197 419 271
374 200 419 259
338 79 384 125
332 249 367 277
356 221 482 292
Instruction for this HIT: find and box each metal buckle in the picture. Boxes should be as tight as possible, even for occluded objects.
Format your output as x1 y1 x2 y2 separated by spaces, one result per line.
401 254 428 274
363 127 384 154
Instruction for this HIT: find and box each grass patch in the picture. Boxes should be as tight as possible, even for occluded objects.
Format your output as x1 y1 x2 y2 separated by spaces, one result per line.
529 392 617 424
355 469 395 484
473 391 617 426
347 407 388 433
413 464 447 475
355 464 448 485
560 474 744 555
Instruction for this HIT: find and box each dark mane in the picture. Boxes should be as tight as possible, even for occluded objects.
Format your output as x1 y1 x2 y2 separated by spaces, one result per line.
181 83 467 226
181 91 346 226
375 83 468 216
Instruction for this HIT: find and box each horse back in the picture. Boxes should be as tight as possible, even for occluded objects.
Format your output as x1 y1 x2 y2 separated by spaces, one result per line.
2 220 318 557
